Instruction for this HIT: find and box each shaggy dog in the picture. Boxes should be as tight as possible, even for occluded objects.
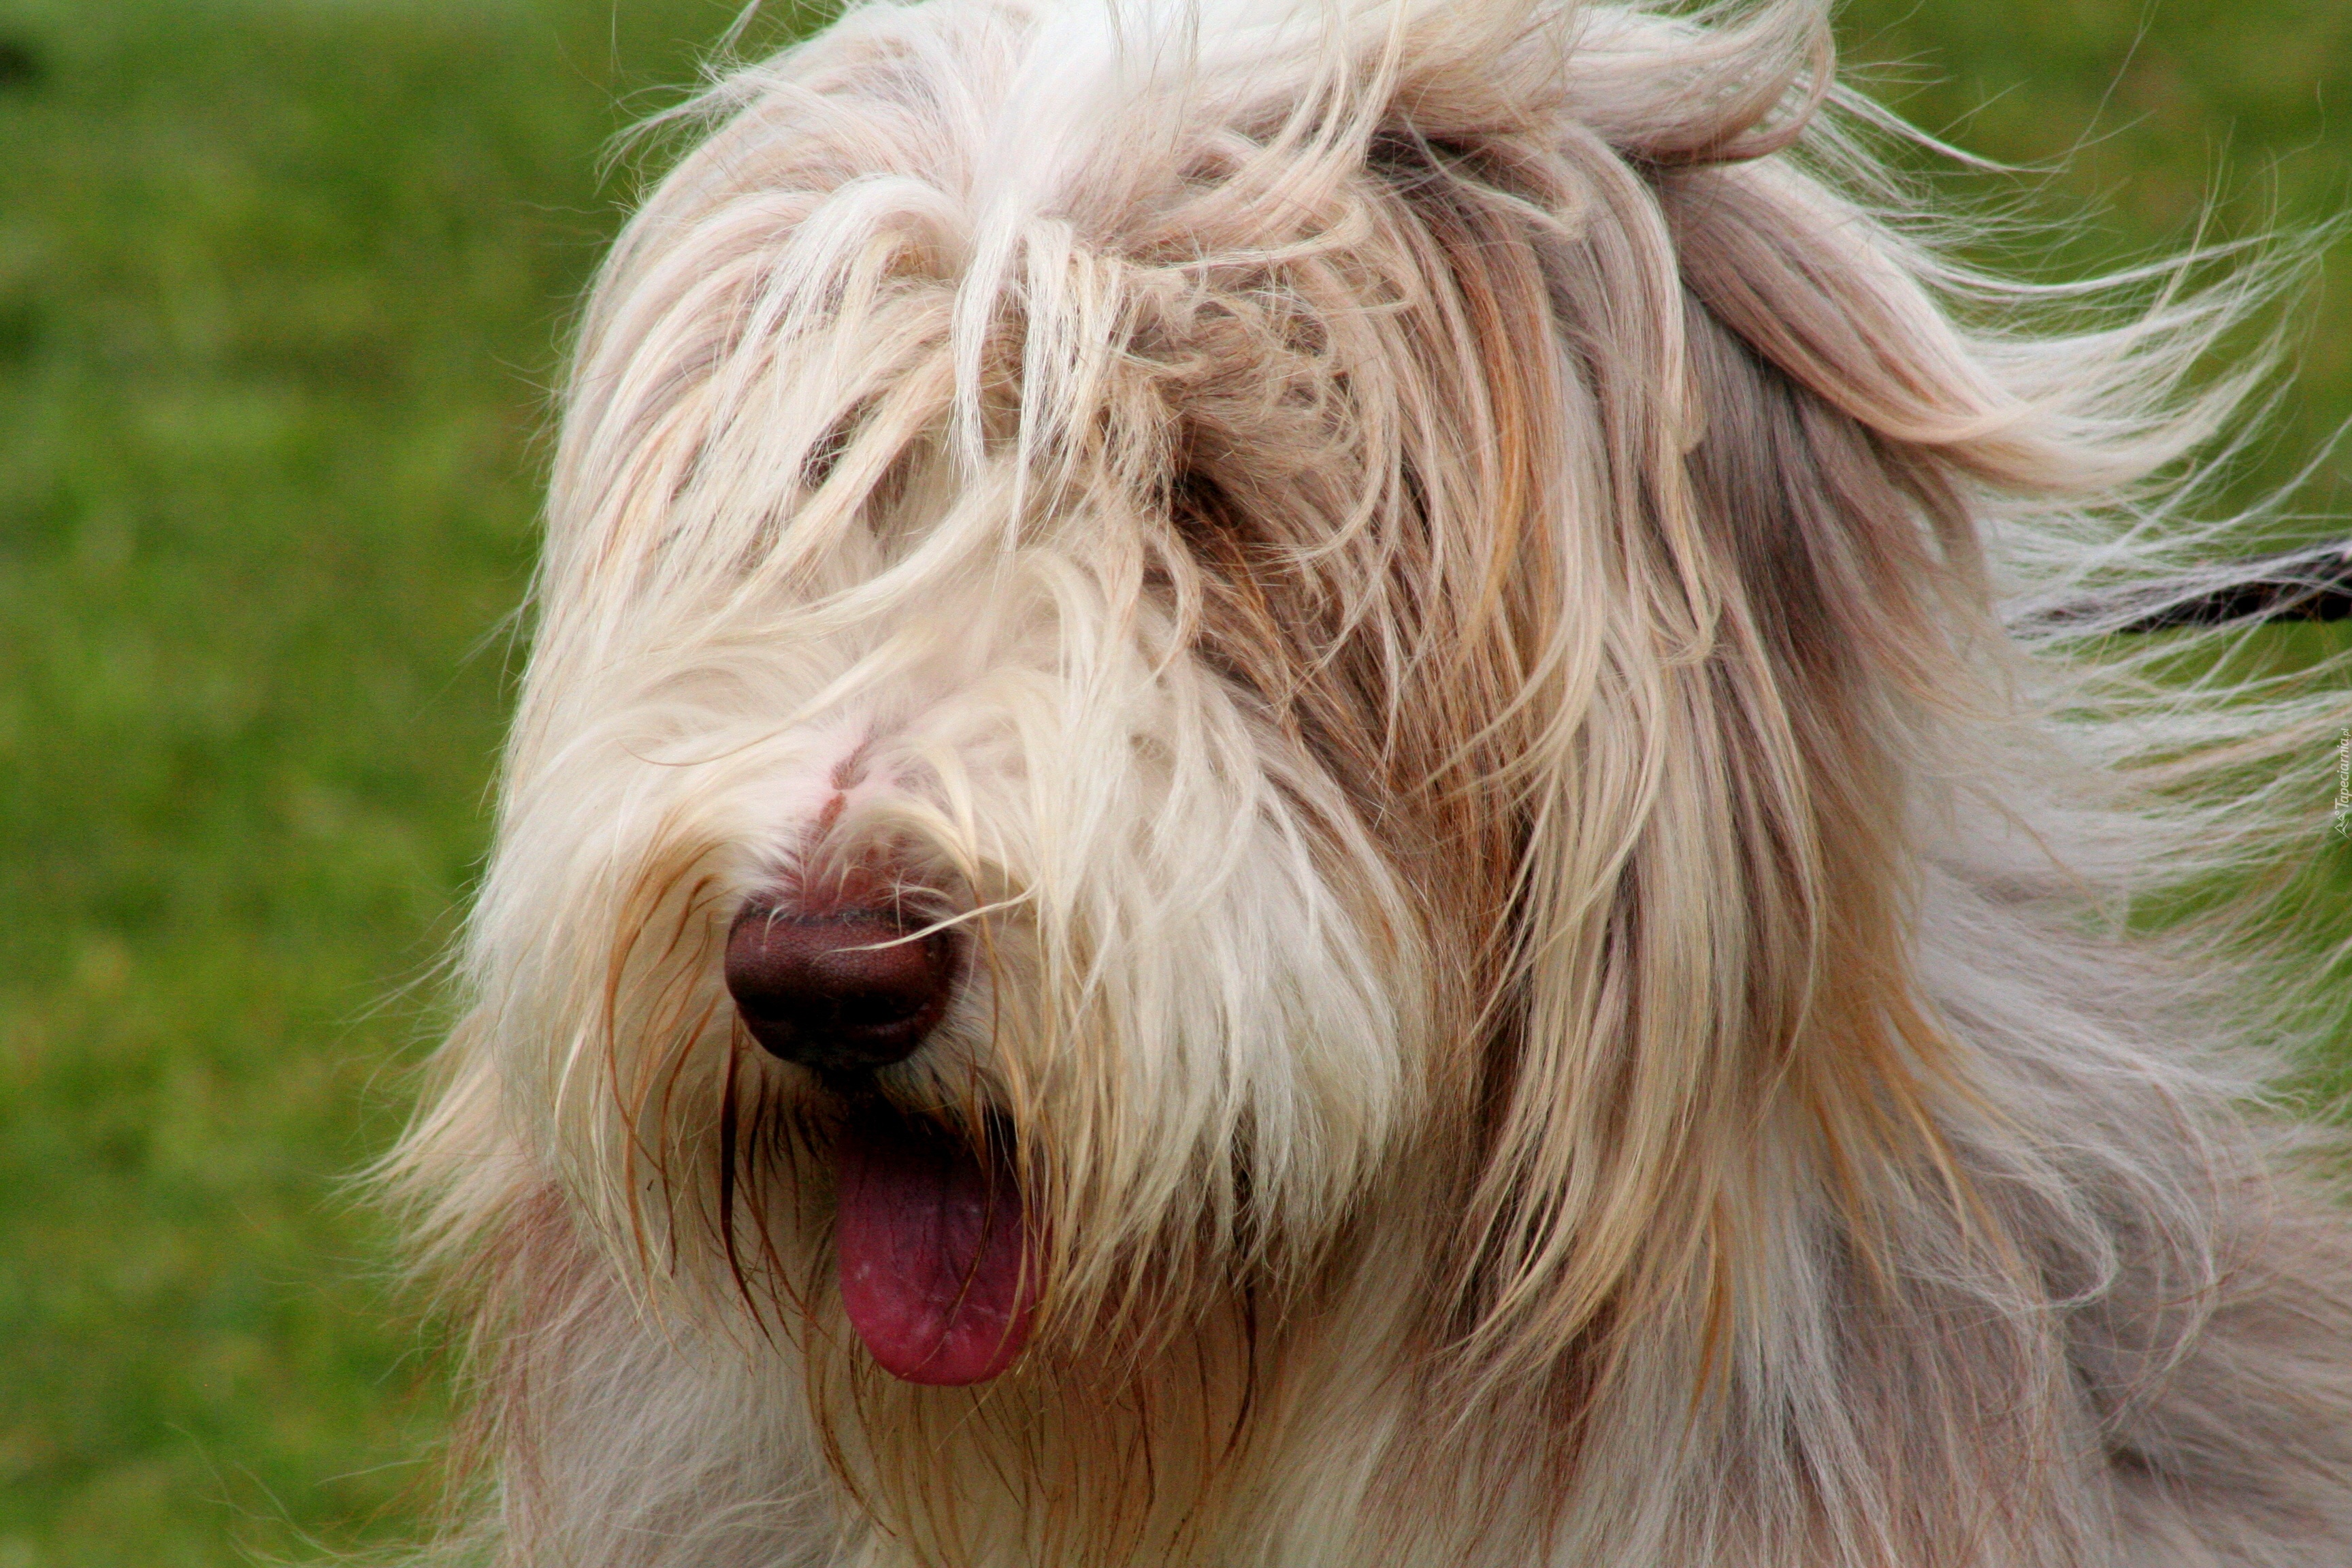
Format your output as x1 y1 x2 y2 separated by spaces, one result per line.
391 0 2352 1562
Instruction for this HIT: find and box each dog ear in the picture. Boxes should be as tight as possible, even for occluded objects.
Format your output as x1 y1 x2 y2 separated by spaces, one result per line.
1421 134 2040 1401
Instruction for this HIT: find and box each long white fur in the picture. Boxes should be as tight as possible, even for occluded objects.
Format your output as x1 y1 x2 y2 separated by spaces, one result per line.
389 1 2352 1564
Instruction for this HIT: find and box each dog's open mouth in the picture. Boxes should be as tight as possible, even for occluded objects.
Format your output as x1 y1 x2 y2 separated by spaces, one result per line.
834 1104 1039 1386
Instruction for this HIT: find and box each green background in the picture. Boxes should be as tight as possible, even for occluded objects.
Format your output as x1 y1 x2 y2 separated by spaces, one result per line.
0 0 2344 1561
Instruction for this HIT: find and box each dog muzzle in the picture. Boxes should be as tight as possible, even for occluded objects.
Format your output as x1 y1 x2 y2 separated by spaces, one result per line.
725 901 1038 1385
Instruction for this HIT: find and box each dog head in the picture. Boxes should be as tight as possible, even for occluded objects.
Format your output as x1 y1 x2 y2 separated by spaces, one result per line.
412 0 2253 1558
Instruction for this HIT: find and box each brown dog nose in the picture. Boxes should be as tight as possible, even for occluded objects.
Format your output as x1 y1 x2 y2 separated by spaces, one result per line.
724 901 957 1075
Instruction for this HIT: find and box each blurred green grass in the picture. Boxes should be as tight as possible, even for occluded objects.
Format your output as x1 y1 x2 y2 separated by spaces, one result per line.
0 0 2342 1561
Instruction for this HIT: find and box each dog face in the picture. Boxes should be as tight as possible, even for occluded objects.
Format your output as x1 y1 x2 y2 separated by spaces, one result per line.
487 0 1583 1370
478 0 1942 1409
416 0 2206 1558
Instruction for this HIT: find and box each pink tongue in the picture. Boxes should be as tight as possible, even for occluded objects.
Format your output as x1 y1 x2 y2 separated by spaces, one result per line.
835 1113 1038 1386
